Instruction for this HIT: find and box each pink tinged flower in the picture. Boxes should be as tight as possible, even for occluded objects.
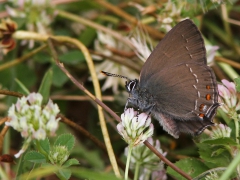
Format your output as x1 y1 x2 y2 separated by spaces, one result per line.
222 79 236 94
5 116 18 129
141 124 154 140
7 105 15 117
117 108 154 146
130 31 152 62
33 128 46 140
5 5 26 18
21 130 29 138
6 92 60 141
131 116 145 131
125 137 166 178
218 79 239 118
206 45 219 64
28 92 43 105
19 116 28 130
211 123 231 139
121 108 135 129
46 115 60 136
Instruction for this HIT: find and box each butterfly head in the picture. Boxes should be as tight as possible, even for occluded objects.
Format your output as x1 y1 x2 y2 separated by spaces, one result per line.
125 79 138 93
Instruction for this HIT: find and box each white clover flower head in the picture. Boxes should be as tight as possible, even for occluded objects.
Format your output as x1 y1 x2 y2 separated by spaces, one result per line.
6 0 55 48
118 108 154 146
218 79 240 119
206 45 219 64
129 27 152 62
211 123 232 139
125 138 166 168
48 145 69 165
151 167 167 180
6 93 60 142
33 128 46 140
205 171 219 180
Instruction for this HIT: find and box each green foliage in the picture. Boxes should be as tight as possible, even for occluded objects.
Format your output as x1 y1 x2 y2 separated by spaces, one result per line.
234 77 240 92
71 167 123 180
196 141 232 169
59 50 85 64
54 133 75 151
38 69 53 104
38 138 50 155
1 0 240 179
167 158 209 179
23 134 79 180
51 64 69 87
24 151 46 163
14 78 30 95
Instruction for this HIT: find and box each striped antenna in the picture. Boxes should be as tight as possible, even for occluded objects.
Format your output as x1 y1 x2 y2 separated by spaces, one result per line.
101 71 131 81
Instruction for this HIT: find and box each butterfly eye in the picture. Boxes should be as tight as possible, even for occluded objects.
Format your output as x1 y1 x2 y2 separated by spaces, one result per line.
126 80 137 93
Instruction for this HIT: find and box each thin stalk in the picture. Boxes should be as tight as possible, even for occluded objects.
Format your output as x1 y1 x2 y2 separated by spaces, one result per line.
125 145 133 180
233 118 240 177
219 152 240 180
234 118 239 144
134 162 140 180
47 38 121 177
0 45 47 71
94 0 164 39
57 10 134 49
218 62 239 80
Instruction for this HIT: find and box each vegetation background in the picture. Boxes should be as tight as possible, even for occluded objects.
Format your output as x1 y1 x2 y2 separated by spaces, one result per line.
0 0 240 179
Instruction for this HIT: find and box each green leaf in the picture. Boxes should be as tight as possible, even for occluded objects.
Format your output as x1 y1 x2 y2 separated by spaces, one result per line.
167 158 209 180
72 143 104 169
15 78 30 95
38 69 53 104
52 64 68 87
71 167 123 180
212 148 227 156
234 77 240 92
18 165 60 180
78 27 96 47
16 63 37 92
24 151 46 163
59 50 85 64
54 134 75 151
56 169 72 180
39 138 50 155
197 142 232 168
63 158 79 168
34 52 51 64
201 138 238 146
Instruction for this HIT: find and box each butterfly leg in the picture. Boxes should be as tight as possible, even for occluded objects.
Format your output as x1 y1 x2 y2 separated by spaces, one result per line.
124 98 130 111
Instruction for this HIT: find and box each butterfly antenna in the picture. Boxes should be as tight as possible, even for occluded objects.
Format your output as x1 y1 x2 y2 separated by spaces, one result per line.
101 71 131 81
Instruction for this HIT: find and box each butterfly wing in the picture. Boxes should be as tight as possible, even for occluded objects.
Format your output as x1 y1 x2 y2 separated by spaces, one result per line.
148 63 218 118
140 19 206 83
138 19 219 137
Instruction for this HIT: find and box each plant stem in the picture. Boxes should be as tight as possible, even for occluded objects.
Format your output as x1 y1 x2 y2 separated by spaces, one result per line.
134 162 140 180
234 118 239 144
219 151 240 180
125 145 133 180
233 118 240 177
218 62 239 80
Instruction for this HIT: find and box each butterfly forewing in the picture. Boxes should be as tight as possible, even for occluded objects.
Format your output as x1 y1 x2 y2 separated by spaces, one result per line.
135 19 219 138
147 63 218 119
140 19 206 83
